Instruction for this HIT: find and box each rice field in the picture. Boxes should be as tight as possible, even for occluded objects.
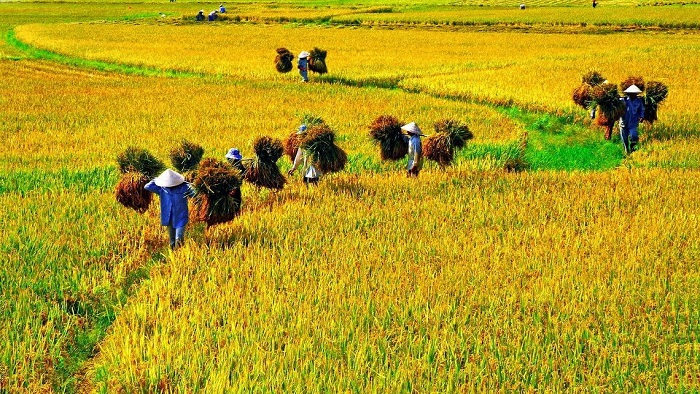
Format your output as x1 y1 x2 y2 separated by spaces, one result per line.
2 0 700 392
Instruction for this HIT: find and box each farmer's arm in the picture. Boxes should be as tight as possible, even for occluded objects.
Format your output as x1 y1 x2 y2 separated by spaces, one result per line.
144 180 160 194
288 148 303 175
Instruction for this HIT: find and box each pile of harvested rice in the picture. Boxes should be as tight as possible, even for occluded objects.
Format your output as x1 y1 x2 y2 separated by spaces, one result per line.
591 83 625 126
117 147 165 179
192 158 243 227
300 123 347 173
581 70 606 86
275 47 295 73
170 139 204 173
115 172 152 213
308 47 327 74
284 114 326 161
424 119 473 167
242 136 286 190
643 81 669 124
369 115 407 161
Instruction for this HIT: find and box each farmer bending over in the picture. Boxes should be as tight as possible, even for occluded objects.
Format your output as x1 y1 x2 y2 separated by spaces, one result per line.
619 84 645 154
145 169 194 249
402 122 424 177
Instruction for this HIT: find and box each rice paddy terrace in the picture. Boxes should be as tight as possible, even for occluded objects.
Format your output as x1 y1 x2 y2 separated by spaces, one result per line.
1 0 700 392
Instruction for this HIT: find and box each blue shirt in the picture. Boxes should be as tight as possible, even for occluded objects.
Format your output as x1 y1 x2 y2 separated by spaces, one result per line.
405 134 423 170
298 58 308 71
621 96 645 130
144 181 193 228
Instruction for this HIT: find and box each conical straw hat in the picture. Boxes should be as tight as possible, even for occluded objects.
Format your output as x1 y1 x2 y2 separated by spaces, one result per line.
623 84 642 94
154 169 185 187
401 122 423 136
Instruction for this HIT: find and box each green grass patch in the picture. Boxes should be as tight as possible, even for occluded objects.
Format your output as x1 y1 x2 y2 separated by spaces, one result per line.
0 167 119 195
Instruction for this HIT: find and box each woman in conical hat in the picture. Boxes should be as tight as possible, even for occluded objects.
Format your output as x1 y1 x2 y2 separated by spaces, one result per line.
144 169 194 249
619 84 645 154
401 122 424 177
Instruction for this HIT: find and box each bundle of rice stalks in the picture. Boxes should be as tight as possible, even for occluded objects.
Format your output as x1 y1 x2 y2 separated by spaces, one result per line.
434 119 473 149
275 47 294 73
169 139 204 173
308 47 328 74
192 158 242 227
369 115 407 161
643 81 669 124
301 124 347 173
572 83 593 109
423 119 474 167
423 132 453 167
242 136 286 190
115 172 152 213
284 114 327 161
621 75 646 93
116 147 165 178
284 132 302 162
581 70 606 86
591 83 625 126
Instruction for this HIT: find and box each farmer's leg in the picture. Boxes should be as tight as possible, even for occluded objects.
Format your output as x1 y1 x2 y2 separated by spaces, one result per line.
619 126 631 154
629 127 639 152
167 226 176 249
174 226 185 249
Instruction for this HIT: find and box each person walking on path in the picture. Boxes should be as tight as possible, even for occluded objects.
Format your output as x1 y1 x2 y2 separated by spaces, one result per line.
619 84 645 154
401 122 424 177
145 169 194 249
297 51 310 82
287 124 320 185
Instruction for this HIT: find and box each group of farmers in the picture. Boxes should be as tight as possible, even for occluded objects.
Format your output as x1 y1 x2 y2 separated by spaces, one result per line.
195 4 226 21
145 121 425 249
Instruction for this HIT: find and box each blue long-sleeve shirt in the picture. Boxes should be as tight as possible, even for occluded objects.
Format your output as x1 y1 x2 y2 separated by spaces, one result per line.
620 96 645 130
144 181 193 228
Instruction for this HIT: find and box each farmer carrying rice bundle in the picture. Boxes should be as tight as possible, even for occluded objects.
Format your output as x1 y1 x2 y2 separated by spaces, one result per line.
401 122 424 177
619 84 645 154
144 169 194 249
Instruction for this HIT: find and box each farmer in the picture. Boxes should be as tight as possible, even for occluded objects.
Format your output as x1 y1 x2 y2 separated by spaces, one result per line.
298 51 310 83
402 122 424 177
144 169 194 249
287 124 320 185
592 0 598 7
195 10 205 21
619 84 645 154
208 10 218 21
219 4 226 13
225 148 245 173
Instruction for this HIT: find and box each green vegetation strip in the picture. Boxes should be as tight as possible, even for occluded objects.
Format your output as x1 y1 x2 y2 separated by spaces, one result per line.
0 167 118 195
5 30 204 78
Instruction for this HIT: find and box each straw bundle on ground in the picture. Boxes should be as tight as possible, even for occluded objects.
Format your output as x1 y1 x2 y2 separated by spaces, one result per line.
170 139 204 173
424 119 474 167
581 70 606 86
115 172 152 213
643 81 669 124
591 83 625 126
301 124 347 173
116 147 165 178
369 115 407 161
308 47 328 74
242 136 286 190
192 158 242 227
621 75 646 93
275 47 295 73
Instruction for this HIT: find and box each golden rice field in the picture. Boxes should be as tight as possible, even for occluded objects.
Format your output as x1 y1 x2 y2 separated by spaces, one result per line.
14 22 700 138
2 1 700 392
